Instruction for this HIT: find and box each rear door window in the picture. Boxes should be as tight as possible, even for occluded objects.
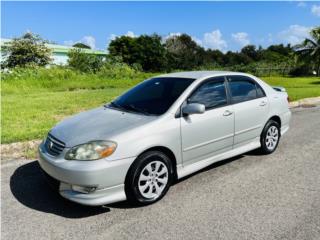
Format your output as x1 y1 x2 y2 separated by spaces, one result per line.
227 76 258 103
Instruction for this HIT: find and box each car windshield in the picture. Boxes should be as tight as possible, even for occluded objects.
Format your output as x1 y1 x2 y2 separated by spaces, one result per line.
109 77 195 115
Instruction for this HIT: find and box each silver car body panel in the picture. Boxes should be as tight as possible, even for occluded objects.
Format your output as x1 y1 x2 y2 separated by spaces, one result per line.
50 106 158 148
181 105 234 166
38 71 291 206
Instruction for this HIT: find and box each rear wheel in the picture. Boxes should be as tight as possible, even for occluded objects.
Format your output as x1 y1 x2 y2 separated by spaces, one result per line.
260 120 280 154
125 151 173 205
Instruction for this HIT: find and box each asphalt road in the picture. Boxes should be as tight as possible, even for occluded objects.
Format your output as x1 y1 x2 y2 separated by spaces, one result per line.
2 107 320 240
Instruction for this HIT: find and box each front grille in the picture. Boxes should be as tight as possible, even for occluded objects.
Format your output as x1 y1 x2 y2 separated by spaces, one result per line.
44 133 65 156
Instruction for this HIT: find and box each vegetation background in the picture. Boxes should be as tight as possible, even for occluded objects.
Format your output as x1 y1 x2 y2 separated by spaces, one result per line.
1 27 320 150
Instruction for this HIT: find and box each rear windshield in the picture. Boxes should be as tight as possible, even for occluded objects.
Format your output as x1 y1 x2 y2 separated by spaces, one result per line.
111 77 195 115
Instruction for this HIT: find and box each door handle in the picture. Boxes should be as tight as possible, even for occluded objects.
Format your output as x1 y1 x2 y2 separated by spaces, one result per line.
223 110 233 116
259 101 267 106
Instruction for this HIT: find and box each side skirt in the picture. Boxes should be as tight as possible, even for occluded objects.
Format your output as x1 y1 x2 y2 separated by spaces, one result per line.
281 126 289 136
177 138 261 179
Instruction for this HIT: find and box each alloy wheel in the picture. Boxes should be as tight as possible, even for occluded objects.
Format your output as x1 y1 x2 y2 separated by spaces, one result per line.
138 161 169 199
266 126 279 151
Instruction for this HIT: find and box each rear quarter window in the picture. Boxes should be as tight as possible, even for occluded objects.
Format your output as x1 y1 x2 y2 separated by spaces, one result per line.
256 83 266 98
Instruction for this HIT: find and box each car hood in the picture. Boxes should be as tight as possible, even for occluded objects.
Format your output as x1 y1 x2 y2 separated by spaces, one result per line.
50 106 156 147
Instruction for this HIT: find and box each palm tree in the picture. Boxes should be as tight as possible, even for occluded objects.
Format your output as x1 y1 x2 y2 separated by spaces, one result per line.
294 27 320 76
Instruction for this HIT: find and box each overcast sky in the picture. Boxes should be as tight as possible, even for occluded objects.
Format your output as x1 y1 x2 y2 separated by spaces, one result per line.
2 1 319 51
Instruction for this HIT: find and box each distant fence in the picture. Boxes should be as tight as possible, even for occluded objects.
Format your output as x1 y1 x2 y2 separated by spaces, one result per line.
215 64 295 77
254 67 293 77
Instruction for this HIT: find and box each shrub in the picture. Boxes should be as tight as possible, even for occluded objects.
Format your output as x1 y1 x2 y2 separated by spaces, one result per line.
289 64 312 76
1 63 155 95
67 48 104 73
1 32 51 68
97 58 139 79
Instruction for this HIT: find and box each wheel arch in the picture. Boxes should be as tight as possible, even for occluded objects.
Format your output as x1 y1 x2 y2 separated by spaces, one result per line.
259 115 282 154
127 146 178 181
260 115 282 138
269 115 281 128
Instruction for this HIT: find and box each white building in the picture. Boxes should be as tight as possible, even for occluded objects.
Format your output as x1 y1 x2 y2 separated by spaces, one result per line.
1 38 107 65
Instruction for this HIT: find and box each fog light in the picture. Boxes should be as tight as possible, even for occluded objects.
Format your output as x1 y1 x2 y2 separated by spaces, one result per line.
72 185 97 193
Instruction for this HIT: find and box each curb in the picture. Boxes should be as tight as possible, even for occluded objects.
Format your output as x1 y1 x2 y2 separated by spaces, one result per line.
289 96 320 108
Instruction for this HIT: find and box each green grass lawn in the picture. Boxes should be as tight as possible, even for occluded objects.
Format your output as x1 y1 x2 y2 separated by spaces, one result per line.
262 76 320 101
2 89 126 143
1 69 320 144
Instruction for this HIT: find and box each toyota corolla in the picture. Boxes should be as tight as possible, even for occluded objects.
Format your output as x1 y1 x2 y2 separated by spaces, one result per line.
38 71 291 206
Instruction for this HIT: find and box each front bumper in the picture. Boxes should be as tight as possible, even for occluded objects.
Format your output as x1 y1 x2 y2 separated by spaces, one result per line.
38 143 135 206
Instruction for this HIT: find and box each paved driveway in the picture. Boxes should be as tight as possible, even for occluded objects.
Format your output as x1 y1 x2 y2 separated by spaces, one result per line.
2 107 320 240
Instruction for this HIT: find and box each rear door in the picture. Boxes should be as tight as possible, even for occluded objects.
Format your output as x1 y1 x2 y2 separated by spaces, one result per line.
226 75 269 148
180 77 234 166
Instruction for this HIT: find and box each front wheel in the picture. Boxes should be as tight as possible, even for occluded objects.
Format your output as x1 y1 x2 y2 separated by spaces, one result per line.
260 120 281 154
125 151 173 205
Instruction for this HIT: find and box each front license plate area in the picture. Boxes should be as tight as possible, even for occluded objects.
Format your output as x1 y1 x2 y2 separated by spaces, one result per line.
41 169 60 191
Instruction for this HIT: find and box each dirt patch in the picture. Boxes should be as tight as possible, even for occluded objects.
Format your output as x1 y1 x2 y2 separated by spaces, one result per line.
289 96 320 108
300 104 317 108
1 140 42 161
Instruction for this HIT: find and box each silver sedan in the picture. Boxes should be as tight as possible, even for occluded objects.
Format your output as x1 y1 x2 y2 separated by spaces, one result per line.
38 71 291 206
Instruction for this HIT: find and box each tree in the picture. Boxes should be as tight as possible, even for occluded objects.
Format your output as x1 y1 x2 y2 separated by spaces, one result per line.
108 34 167 72
202 49 225 66
294 27 320 76
165 34 205 70
68 48 103 73
73 43 91 49
258 44 294 63
223 51 252 66
1 32 51 68
108 36 138 66
267 44 292 56
241 45 259 61
134 34 167 71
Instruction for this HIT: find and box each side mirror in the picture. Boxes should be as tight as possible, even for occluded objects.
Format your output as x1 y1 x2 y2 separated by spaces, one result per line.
182 103 205 115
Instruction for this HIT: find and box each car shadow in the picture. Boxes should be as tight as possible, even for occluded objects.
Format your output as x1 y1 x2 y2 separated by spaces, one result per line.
110 154 247 210
175 155 244 184
10 161 110 219
244 148 266 156
10 150 261 213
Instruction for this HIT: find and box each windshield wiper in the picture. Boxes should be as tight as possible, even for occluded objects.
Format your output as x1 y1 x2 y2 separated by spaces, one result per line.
106 101 127 111
106 102 152 115
123 104 152 116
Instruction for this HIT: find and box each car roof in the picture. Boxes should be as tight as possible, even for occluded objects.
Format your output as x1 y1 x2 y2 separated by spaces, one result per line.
159 71 245 80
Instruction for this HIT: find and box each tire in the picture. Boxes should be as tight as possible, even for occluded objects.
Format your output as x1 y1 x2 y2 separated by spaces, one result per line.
125 150 174 205
260 120 281 154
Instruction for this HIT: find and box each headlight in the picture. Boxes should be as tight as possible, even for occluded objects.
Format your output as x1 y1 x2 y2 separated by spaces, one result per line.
65 141 117 160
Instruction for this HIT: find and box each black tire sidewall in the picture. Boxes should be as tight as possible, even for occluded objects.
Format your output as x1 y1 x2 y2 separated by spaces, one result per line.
125 151 173 205
260 120 281 154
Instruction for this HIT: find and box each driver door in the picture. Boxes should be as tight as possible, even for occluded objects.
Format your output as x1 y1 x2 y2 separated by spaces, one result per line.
180 77 234 166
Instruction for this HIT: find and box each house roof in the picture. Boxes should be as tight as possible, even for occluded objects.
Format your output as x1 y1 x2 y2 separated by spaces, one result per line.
46 43 107 55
